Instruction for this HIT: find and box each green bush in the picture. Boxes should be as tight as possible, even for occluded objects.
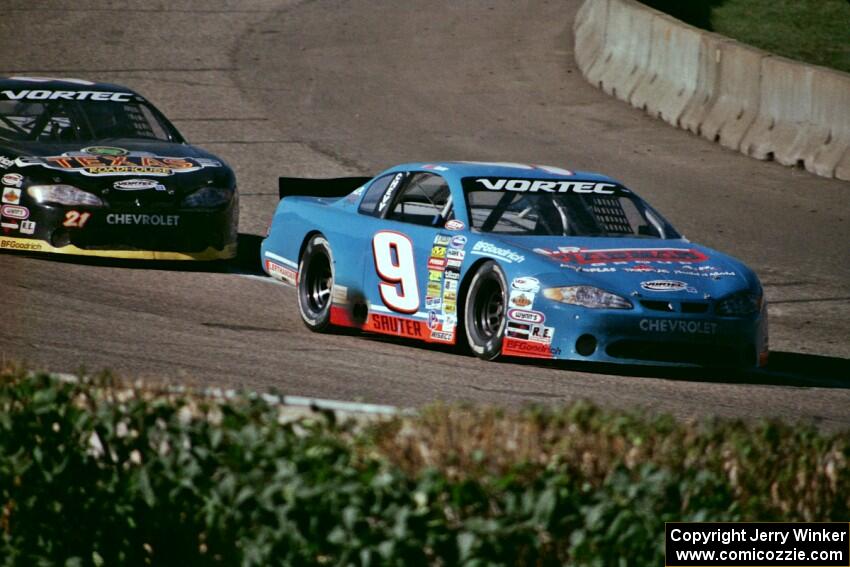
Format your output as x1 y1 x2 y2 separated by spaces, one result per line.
1 367 847 566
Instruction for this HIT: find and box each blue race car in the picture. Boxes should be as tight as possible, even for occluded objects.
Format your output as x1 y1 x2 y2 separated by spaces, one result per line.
261 162 769 368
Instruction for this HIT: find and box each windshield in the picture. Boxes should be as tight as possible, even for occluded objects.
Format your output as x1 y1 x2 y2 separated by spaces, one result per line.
463 177 679 238
0 98 178 143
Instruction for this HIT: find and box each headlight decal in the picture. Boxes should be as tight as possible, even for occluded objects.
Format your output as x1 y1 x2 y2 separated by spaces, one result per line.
27 185 103 207
543 286 633 309
181 186 233 208
716 291 762 316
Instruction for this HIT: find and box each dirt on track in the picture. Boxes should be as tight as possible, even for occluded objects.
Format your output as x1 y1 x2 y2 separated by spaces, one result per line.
1 0 848 429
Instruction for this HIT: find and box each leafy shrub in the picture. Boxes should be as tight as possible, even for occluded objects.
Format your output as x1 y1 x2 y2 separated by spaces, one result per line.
1 367 847 566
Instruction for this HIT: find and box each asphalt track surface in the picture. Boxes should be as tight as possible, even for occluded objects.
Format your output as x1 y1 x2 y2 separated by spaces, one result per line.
2 0 849 429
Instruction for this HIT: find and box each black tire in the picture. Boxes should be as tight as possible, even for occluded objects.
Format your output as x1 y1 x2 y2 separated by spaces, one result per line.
464 261 508 360
297 234 334 332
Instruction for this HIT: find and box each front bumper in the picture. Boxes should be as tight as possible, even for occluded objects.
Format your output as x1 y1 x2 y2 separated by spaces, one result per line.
0 201 238 260
502 299 768 368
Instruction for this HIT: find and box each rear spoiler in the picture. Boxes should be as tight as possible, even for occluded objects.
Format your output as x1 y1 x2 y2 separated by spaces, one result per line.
278 176 373 200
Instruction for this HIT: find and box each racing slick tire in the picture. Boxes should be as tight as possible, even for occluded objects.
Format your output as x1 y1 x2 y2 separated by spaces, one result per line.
297 234 335 332
464 261 508 360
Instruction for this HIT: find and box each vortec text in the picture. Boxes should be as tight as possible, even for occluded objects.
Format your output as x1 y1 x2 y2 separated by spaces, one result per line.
476 178 617 194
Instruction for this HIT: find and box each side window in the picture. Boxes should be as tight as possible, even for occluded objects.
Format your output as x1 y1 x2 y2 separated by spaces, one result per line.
386 172 452 227
358 173 403 217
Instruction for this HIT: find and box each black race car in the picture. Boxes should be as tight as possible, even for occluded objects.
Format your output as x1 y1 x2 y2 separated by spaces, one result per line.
0 77 237 260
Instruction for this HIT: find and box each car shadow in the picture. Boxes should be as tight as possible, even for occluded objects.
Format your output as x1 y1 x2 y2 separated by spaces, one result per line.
515 350 850 390
358 332 850 390
3 233 266 275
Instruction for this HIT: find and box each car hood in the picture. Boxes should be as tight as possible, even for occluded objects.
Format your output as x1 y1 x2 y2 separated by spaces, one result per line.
471 234 760 300
0 138 234 197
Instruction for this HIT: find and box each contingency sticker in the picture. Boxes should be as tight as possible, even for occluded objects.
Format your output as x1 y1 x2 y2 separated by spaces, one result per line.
1 188 21 204
426 232 466 341
503 275 556 358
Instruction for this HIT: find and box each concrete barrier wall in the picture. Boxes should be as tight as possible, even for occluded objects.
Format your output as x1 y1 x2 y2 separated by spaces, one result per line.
629 12 702 127
574 0 850 182
698 41 766 151
574 0 608 76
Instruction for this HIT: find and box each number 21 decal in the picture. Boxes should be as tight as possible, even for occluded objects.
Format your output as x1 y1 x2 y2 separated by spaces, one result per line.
63 210 91 228
372 231 420 313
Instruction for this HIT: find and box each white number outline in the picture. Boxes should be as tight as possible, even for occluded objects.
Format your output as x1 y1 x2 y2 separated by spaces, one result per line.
372 230 421 313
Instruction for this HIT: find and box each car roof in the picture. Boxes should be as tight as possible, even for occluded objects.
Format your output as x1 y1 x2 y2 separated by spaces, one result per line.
0 76 141 97
387 161 620 184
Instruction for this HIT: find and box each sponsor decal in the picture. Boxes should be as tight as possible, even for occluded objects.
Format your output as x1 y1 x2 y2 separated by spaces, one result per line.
511 277 540 293
430 330 453 341
507 321 529 338
428 257 446 271
266 259 297 285
502 337 554 358
0 156 14 169
428 270 442 282
446 259 462 269
428 311 441 330
430 246 447 258
508 308 544 324
443 301 457 314
106 213 180 226
20 220 35 235
2 173 23 187
366 313 425 339
446 248 465 260
535 247 709 265
639 319 718 335
442 290 457 302
16 151 221 177
0 238 43 251
378 172 404 212
535 165 574 175
445 269 460 280
625 266 669 274
444 219 465 231
2 188 21 204
434 234 451 245
640 280 688 292
113 178 166 191
427 282 442 296
422 164 449 172
529 325 554 343
0 89 134 102
1 205 29 220
474 178 618 195
471 241 525 263
582 267 617 273
450 235 467 249
425 297 442 310
673 269 736 279
1 221 19 230
84 146 129 157
332 285 349 305
509 290 535 309
444 279 458 292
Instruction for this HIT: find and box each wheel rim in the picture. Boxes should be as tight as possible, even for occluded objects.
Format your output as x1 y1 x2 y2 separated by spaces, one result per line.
474 278 504 339
305 253 332 313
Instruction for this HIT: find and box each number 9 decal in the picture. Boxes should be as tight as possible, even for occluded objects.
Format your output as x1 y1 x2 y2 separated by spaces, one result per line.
372 231 420 313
